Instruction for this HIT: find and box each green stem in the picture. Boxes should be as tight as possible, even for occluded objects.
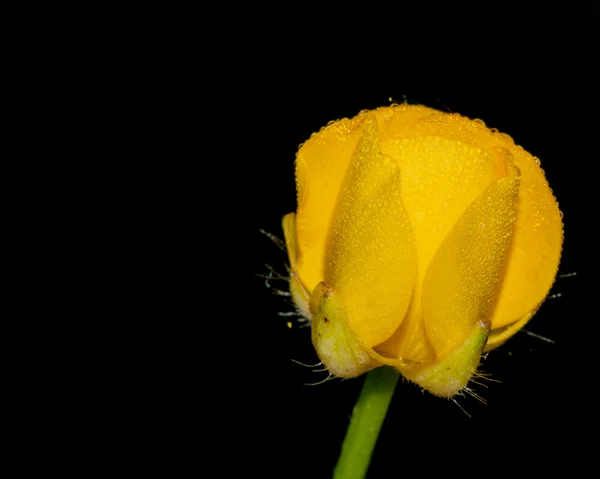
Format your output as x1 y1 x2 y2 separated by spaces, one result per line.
333 366 399 479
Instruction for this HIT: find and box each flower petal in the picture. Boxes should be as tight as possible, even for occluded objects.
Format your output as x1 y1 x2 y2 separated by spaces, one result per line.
422 175 520 359
376 135 507 361
380 137 505 270
485 310 535 351
487 146 563 330
325 117 417 348
295 113 370 293
282 213 311 319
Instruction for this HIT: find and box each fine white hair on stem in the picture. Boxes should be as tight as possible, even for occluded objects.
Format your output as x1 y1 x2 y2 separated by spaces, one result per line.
558 272 577 278
291 359 323 368
255 270 288 282
473 371 501 384
290 359 335 382
522 329 556 344
544 270 575 300
259 228 287 252
257 264 290 287
303 372 336 386
451 397 472 418
462 387 487 405
436 98 454 113
270 289 291 297
278 311 303 317
468 377 489 389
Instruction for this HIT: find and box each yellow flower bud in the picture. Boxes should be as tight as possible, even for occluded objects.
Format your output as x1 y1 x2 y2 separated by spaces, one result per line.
283 105 562 397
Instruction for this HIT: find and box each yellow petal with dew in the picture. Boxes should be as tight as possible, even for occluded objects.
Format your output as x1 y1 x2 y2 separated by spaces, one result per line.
374 105 562 332
282 212 311 319
422 175 520 359
487 144 563 330
325 117 417 348
283 212 298 270
375 105 563 333
485 310 535 351
374 104 445 142
376 136 508 361
294 113 370 293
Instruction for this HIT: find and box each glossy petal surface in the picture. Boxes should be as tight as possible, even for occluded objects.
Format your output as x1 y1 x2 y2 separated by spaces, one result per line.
377 136 506 361
295 114 369 293
326 118 417 347
487 145 563 330
422 176 519 358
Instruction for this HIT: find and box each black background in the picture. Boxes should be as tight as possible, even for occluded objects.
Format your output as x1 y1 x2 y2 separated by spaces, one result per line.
22 6 599 477
225 92 594 477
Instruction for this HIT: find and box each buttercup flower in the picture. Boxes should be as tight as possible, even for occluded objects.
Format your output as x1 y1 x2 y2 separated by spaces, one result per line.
283 105 562 397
